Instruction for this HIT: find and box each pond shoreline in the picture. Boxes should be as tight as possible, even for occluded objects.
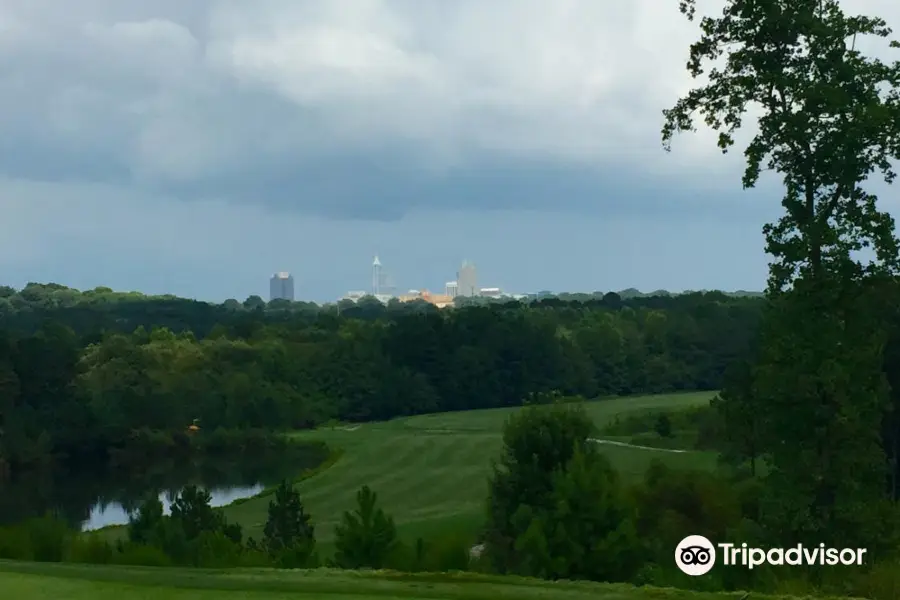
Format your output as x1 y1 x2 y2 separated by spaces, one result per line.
2 427 319 483
87 447 344 537
1 433 334 534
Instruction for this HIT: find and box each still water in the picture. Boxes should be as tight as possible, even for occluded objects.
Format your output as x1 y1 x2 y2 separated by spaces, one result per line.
0 446 326 531
83 484 265 530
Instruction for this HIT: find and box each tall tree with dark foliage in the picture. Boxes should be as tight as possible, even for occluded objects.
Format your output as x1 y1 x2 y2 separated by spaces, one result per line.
663 0 900 552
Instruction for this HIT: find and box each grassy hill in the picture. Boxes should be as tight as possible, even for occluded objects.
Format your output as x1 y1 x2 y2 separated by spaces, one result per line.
0 561 852 600
5 392 866 600
222 392 718 552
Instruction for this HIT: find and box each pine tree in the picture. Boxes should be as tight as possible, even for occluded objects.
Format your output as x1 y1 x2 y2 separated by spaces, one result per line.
263 480 316 567
333 485 398 569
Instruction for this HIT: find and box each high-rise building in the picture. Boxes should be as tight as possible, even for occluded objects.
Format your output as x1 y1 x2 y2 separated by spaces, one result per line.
456 260 477 297
445 281 458 297
269 272 294 301
372 256 382 295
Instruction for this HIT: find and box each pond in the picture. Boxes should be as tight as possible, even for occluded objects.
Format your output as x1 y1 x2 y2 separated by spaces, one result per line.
83 484 265 530
0 444 327 531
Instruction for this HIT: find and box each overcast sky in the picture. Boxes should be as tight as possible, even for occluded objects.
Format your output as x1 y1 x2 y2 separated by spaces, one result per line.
1 0 898 302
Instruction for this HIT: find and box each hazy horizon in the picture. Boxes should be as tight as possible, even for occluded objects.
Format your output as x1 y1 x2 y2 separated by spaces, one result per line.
5 278 766 304
1 1 898 302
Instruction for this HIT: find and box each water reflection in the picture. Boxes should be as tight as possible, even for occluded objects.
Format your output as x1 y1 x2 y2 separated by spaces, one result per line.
82 484 265 530
0 443 327 531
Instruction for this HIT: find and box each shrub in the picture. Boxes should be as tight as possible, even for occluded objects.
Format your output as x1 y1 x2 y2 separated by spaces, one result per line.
0 524 32 560
847 560 900 600
421 534 471 572
24 515 71 562
111 543 173 567
191 531 243 568
654 414 672 438
67 534 114 564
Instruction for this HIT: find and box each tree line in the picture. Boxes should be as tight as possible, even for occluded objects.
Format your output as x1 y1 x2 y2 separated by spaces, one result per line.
0 284 762 474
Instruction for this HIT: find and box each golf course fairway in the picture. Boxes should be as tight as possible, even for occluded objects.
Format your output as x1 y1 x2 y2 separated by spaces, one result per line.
0 560 842 599
223 392 718 549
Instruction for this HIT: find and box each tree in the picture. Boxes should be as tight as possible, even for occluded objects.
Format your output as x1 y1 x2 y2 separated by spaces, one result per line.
126 496 189 561
262 480 316 567
663 0 900 290
169 486 224 542
883 302 900 501
712 360 763 476
484 402 597 574
243 295 266 311
511 449 643 582
654 413 672 439
662 0 900 551
0 340 20 468
127 496 166 546
332 485 398 569
633 462 744 573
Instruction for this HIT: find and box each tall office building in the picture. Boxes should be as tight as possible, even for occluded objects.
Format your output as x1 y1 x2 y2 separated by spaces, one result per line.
456 261 477 297
372 256 382 295
269 272 295 301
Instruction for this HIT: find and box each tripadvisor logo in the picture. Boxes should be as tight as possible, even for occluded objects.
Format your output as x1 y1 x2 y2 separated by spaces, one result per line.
675 535 867 576
676 535 716 576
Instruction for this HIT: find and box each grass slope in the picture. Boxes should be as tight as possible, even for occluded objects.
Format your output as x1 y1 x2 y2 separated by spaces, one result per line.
224 392 718 549
0 561 849 600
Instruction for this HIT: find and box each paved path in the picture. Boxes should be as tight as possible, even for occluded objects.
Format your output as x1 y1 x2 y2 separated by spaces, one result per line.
337 426 689 454
589 438 688 453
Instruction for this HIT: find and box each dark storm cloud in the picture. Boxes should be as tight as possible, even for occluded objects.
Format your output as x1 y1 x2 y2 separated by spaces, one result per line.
1 0 880 224
152 147 772 222
0 0 733 222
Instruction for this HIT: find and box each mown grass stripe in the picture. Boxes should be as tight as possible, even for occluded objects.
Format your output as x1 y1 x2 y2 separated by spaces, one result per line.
0 561 839 600
225 392 718 543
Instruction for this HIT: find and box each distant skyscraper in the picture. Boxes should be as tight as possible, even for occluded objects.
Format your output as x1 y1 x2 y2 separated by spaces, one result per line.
372 256 382 295
457 261 477 297
269 272 294 301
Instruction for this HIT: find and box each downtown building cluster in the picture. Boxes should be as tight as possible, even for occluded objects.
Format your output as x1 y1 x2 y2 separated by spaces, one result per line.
268 257 517 307
339 257 513 309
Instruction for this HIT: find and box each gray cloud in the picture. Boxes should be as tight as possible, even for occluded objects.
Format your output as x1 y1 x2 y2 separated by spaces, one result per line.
0 0 897 223
0 1 708 215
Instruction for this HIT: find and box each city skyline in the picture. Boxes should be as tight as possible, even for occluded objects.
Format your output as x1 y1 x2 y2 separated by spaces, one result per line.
0 1 816 302
336 257 501 306
1 245 766 305
333 256 505 304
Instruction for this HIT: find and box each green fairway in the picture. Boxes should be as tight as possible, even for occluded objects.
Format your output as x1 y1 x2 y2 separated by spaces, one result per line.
223 392 718 549
0 560 842 600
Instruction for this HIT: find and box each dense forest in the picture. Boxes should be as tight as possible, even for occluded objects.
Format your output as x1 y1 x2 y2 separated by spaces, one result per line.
0 282 761 473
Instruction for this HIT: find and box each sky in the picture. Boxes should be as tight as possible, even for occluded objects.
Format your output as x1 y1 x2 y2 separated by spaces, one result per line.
1 0 899 302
